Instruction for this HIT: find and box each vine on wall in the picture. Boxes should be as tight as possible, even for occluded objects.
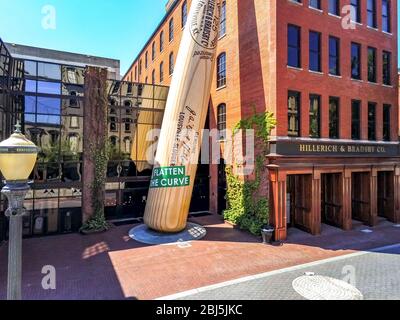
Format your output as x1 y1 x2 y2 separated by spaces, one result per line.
223 109 276 236
81 144 110 232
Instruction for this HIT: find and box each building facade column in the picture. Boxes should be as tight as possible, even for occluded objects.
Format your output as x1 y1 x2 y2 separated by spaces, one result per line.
370 168 378 226
268 165 287 241
342 168 352 231
394 166 400 223
82 67 108 223
310 170 321 235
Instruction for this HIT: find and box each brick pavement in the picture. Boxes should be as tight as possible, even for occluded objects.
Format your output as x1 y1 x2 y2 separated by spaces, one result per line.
0 214 399 300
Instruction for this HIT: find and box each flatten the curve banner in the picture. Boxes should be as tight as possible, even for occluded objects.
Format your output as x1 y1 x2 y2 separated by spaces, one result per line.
144 0 222 232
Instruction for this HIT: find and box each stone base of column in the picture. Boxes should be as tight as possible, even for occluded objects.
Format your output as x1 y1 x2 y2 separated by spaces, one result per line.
129 223 207 245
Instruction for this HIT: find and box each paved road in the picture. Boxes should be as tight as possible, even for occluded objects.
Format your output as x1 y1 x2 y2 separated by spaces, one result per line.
175 245 400 300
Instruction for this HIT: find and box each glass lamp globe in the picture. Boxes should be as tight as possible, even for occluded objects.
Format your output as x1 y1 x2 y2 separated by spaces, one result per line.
0 123 38 182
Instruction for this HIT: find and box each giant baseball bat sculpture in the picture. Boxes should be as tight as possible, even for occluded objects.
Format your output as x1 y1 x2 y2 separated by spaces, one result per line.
144 0 221 232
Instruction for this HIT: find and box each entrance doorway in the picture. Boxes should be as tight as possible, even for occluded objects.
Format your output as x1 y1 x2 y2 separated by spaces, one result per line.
321 173 343 228
287 174 312 233
351 172 371 225
378 171 394 222
217 162 227 215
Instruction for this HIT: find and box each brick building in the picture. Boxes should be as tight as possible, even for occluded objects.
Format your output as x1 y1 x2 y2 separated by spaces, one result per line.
124 0 400 240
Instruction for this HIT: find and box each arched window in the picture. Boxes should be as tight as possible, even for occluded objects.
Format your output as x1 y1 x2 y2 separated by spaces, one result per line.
169 18 174 42
217 104 227 140
123 137 132 153
145 77 148 84
169 52 174 75
139 59 142 75
68 133 80 152
110 136 118 146
152 41 156 61
160 62 164 83
182 1 187 27
160 31 164 52
217 53 226 88
145 51 148 69
219 1 226 37
152 70 156 84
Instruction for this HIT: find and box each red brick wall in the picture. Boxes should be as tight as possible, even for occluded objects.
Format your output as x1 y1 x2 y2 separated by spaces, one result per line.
275 0 399 140
124 0 399 214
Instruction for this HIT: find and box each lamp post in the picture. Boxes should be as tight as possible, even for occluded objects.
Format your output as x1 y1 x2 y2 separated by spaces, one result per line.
0 122 38 300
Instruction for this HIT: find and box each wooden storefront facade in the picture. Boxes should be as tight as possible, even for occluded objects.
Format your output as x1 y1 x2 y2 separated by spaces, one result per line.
268 140 400 241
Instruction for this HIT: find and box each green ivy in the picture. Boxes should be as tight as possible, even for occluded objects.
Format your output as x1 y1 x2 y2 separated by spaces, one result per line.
224 107 276 236
80 144 110 232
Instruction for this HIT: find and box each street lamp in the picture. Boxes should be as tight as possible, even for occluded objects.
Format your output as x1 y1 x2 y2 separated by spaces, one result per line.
0 122 38 300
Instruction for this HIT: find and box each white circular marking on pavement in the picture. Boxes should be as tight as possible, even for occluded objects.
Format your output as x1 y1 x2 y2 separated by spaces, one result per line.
292 275 363 300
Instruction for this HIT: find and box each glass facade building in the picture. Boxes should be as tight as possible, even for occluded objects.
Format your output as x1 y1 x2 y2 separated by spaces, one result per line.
0 38 210 240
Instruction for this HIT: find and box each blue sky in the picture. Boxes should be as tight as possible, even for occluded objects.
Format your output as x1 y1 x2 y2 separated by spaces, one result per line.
0 0 167 75
0 0 399 76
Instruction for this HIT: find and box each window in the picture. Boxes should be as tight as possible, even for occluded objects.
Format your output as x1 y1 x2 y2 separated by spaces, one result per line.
367 0 377 28
152 42 156 61
329 36 340 75
124 137 131 153
217 53 226 88
70 116 79 129
152 70 155 84
217 104 227 140
351 43 361 79
219 1 226 37
383 104 391 141
309 31 321 72
382 0 391 33
309 94 321 138
350 0 361 23
160 31 164 52
368 102 376 140
309 0 321 10
329 97 340 139
383 51 391 85
139 60 142 76
182 1 188 27
37 81 61 95
169 52 174 75
135 66 137 81
38 62 61 80
329 0 340 16
288 25 301 68
159 62 164 83
24 60 37 77
145 51 148 69
351 100 361 140
125 121 131 133
368 47 377 83
169 18 174 42
110 118 117 132
288 91 301 137
145 77 148 84
68 134 79 152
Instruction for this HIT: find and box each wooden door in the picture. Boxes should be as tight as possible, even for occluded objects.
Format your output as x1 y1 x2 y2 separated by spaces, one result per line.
378 171 395 221
321 173 343 228
293 175 312 233
351 172 371 224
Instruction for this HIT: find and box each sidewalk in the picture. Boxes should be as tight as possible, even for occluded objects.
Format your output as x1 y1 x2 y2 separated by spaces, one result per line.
0 214 399 300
